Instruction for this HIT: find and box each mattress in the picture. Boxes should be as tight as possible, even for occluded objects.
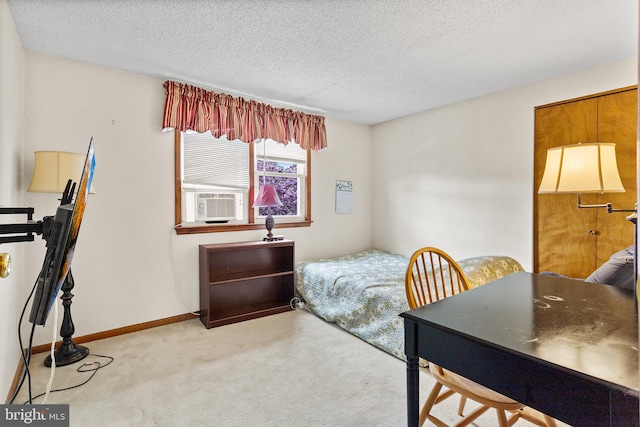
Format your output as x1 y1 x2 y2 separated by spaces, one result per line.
295 249 524 360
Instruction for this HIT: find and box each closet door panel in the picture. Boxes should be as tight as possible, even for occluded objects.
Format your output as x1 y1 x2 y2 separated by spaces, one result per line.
534 99 598 277
534 87 637 279
595 89 637 266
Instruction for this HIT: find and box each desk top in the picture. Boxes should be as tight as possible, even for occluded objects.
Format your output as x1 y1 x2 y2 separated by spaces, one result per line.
401 271 639 392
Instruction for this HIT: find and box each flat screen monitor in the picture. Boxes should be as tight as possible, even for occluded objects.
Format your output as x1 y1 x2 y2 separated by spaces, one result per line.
29 139 95 325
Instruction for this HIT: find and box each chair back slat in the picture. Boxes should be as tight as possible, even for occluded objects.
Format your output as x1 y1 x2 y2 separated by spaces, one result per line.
405 247 470 309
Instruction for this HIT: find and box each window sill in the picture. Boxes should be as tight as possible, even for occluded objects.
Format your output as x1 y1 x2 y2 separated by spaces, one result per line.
175 220 312 235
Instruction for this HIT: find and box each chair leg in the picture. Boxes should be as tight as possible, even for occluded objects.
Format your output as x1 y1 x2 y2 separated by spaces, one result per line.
420 382 443 427
496 409 509 427
457 396 467 416
507 411 522 426
434 389 456 405
515 407 558 427
452 405 491 427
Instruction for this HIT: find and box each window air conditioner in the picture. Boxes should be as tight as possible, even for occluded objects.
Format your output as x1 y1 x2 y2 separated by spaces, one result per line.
196 193 238 223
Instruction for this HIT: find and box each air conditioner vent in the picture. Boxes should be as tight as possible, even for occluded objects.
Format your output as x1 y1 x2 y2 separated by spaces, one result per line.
196 193 238 222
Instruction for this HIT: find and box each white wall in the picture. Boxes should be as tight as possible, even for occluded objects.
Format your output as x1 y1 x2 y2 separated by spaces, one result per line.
0 0 24 402
371 58 638 268
20 53 372 346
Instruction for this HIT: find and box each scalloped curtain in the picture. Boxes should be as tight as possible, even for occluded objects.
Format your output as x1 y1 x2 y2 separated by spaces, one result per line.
162 81 327 151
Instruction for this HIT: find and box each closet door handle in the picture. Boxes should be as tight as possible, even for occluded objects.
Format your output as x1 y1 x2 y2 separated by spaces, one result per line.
588 230 597 235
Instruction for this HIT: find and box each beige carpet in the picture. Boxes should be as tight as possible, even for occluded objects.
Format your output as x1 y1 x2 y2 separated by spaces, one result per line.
14 310 566 426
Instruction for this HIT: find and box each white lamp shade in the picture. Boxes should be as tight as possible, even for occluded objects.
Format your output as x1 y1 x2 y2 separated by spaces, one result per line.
538 143 625 194
28 151 96 194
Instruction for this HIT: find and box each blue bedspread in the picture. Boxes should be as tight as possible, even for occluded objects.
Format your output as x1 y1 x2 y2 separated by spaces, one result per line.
295 250 524 360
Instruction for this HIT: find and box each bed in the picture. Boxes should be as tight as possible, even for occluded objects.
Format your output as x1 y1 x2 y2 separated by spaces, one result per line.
295 249 524 360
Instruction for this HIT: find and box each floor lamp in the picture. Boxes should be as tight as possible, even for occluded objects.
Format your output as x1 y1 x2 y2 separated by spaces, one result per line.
28 150 96 367
538 142 637 281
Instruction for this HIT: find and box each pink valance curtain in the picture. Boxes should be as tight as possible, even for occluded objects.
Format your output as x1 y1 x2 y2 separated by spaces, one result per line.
162 81 327 151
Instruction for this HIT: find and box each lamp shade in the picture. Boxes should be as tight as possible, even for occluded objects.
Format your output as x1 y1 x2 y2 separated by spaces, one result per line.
28 151 96 194
252 184 283 207
538 143 625 194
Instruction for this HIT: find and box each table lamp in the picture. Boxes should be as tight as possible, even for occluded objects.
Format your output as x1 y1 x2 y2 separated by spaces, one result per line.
538 142 625 207
28 150 95 367
253 184 283 241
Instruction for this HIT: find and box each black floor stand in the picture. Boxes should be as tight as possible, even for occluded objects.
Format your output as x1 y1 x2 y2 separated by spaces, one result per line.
44 270 89 367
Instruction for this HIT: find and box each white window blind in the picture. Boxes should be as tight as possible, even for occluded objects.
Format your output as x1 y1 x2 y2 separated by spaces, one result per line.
256 139 307 162
183 131 249 189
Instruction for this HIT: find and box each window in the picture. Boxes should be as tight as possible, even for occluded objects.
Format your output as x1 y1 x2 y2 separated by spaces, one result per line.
255 139 307 218
174 131 311 234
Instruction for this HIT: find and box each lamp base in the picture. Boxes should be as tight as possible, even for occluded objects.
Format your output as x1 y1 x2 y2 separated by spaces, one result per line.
43 270 89 367
44 341 89 367
264 213 275 241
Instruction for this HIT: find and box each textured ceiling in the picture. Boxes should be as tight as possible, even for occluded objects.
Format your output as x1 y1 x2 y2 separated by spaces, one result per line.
7 0 639 125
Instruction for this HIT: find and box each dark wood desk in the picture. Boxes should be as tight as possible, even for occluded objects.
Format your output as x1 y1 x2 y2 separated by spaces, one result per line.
400 272 639 427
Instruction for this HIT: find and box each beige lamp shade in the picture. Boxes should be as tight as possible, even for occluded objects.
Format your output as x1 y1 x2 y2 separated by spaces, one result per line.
538 143 625 194
28 151 96 194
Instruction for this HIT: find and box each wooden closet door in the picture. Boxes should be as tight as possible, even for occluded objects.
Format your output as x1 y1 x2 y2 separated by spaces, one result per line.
534 98 598 277
595 89 637 266
533 87 637 279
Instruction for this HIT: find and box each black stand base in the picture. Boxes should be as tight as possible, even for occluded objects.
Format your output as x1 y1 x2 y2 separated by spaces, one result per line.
43 269 89 367
44 342 89 367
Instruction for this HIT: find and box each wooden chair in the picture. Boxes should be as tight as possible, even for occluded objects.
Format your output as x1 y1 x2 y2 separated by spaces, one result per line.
405 247 470 309
405 247 558 427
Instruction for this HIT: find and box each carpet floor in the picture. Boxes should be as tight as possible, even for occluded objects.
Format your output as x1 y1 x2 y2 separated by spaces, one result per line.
13 309 567 426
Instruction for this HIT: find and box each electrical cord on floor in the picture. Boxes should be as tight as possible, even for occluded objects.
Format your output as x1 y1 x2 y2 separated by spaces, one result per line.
41 299 60 404
11 281 113 405
169 223 199 317
9 317 40 405
24 354 115 404
9 255 51 404
290 296 306 310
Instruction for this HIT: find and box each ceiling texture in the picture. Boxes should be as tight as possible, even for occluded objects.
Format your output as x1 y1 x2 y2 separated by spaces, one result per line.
7 0 639 125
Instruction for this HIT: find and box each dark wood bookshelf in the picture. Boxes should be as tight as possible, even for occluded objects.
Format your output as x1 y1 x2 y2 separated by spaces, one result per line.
199 240 295 328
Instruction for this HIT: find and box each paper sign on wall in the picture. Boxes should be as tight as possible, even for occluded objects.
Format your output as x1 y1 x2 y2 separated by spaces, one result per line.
335 180 353 214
